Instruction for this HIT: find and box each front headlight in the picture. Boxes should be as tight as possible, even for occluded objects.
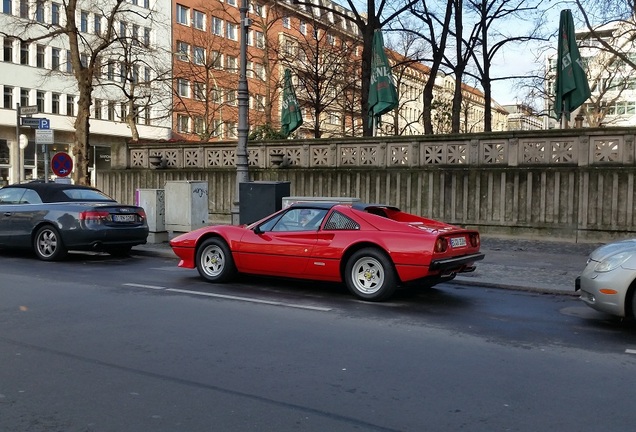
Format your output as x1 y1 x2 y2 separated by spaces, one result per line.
594 252 633 272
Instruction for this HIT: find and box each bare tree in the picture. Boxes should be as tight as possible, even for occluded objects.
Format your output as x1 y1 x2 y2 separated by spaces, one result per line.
278 12 358 138
1 0 162 185
291 0 420 136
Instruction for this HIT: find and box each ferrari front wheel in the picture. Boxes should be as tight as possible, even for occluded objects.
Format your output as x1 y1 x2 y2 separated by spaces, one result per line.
196 238 237 283
344 248 397 301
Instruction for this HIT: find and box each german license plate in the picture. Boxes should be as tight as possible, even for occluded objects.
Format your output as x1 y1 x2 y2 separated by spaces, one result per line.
450 237 467 248
113 214 136 222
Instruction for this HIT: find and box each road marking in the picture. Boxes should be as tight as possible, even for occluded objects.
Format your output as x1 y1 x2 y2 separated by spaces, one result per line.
166 288 332 311
123 283 167 290
626 349 636 355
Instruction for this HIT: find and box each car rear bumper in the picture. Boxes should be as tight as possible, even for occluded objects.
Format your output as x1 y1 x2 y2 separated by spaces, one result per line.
429 253 485 273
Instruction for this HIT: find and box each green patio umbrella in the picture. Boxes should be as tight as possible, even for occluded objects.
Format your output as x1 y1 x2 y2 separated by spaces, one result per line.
554 9 591 124
280 68 303 137
368 30 398 133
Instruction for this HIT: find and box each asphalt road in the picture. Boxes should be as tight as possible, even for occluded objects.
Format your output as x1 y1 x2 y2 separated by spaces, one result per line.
1 251 635 432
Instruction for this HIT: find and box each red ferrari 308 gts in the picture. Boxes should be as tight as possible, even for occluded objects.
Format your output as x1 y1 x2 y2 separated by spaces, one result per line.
169 202 485 301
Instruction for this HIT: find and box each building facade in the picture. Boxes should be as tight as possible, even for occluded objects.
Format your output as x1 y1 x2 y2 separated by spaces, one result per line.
0 0 173 185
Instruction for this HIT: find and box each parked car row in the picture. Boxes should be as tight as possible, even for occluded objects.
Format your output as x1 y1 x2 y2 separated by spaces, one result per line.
3 183 636 313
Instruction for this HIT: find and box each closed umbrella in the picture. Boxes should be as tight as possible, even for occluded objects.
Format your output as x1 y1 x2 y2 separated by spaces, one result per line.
368 30 398 134
554 9 591 126
280 68 303 137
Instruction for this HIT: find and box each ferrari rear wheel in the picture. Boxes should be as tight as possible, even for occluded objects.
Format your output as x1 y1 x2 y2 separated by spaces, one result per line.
196 238 236 283
33 225 68 261
345 248 397 301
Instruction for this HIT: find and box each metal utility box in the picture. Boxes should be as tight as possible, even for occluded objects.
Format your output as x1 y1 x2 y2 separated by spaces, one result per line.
239 181 291 225
135 189 168 243
165 180 208 232
282 196 360 209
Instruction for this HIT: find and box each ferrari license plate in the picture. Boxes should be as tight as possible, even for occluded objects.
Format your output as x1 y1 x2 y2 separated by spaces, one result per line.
450 237 467 248
113 214 136 222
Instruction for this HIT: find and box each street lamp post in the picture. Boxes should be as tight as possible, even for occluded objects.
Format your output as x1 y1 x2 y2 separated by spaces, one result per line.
231 0 251 225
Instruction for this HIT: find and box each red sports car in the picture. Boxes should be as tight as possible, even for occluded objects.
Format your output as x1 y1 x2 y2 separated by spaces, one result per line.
170 202 485 301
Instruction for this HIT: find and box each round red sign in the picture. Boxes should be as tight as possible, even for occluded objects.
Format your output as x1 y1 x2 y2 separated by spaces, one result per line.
51 152 73 177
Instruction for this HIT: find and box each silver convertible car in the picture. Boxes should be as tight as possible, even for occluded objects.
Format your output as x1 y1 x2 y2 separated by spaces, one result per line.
0 182 148 260
576 239 636 318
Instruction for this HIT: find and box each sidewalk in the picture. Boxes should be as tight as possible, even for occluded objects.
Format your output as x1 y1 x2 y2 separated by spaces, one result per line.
134 236 602 296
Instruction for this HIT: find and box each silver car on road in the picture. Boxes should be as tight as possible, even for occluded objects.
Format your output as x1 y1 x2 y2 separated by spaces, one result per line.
576 239 636 318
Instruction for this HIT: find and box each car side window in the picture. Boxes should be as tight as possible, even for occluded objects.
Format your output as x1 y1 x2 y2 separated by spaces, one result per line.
20 189 42 204
270 209 328 232
0 189 26 204
323 211 360 231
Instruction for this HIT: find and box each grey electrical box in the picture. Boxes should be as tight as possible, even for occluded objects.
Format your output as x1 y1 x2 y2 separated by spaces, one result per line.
165 180 209 232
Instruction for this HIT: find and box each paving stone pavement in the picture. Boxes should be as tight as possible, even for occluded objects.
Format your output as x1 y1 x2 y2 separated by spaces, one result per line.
134 236 608 296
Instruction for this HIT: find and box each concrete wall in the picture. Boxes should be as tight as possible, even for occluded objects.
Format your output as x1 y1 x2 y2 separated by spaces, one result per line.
96 128 636 243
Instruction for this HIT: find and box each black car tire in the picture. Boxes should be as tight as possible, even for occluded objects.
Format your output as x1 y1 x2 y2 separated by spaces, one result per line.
196 238 237 283
344 247 397 301
33 225 68 261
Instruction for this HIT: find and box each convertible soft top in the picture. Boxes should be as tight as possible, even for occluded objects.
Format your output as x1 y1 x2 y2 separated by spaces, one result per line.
3 183 115 203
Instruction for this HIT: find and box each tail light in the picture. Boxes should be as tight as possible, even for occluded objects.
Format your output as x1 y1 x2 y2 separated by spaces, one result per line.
469 233 480 248
434 237 448 253
137 209 147 220
80 210 111 222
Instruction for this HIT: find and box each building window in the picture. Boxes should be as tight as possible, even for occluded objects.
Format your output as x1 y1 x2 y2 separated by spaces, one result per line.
193 9 205 30
52 93 60 114
2 0 11 15
20 88 29 107
193 82 205 100
20 42 28 65
176 4 189 25
212 119 222 137
193 116 204 134
212 87 223 104
226 89 237 106
66 50 72 72
255 31 264 49
51 48 60 70
119 21 126 37
282 16 290 29
227 122 237 138
177 79 190 97
132 24 139 45
35 0 44 22
80 11 88 32
51 3 59 25
119 62 127 83
107 61 115 80
211 50 222 69
226 55 237 72
19 0 26 18
93 99 102 119
144 67 151 84
80 53 88 68
4 86 13 109
193 46 205 65
108 101 115 120
120 102 127 120
253 63 264 80
226 23 238 40
299 21 307 35
94 14 102 34
36 45 45 68
36 91 44 112
226 0 236 6
66 95 74 116
176 41 189 61
177 114 189 133
4 38 13 62
143 28 150 46
212 17 223 36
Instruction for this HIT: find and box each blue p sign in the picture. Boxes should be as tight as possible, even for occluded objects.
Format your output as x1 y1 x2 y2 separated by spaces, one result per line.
39 118 50 129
